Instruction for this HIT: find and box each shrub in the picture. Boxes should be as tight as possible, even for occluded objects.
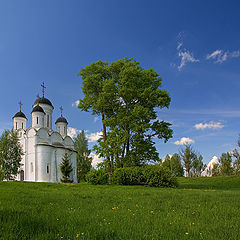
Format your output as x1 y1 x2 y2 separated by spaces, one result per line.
113 167 145 185
113 165 177 188
144 165 178 187
0 168 4 181
86 169 109 185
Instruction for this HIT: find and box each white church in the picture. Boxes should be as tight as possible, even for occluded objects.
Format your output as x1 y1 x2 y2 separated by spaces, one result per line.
12 83 77 183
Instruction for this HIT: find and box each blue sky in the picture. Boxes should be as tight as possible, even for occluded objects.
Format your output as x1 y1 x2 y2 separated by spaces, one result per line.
1 0 240 165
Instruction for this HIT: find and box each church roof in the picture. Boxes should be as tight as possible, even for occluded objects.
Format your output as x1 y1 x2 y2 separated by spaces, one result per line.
55 116 68 124
33 97 53 108
31 105 45 114
13 111 27 119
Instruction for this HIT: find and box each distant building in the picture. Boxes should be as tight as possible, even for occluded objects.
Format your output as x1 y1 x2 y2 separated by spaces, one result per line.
12 83 77 183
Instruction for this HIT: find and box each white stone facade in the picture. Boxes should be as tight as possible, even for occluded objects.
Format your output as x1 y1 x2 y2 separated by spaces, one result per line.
13 91 77 183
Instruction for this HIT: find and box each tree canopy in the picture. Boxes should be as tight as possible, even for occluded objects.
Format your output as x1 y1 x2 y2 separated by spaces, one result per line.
0 130 23 180
74 130 92 182
77 58 173 171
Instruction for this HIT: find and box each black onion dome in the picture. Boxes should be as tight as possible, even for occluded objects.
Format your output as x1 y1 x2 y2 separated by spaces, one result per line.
13 111 27 119
31 105 45 114
55 116 68 124
33 97 53 107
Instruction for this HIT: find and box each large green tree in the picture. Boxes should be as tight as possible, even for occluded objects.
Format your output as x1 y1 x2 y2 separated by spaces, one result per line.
74 130 92 182
78 58 172 170
0 130 23 180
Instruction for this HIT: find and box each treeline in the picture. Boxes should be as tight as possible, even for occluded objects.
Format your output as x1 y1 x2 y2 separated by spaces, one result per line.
161 145 240 178
210 150 240 176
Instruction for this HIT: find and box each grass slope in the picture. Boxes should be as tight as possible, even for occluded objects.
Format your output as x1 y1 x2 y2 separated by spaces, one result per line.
0 177 240 240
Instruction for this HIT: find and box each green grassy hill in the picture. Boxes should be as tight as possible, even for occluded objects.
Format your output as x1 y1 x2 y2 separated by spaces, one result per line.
0 177 240 240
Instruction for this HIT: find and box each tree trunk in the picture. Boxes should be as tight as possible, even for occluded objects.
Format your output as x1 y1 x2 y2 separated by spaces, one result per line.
101 110 107 142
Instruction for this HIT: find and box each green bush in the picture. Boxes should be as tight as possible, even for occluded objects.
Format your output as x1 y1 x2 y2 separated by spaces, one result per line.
144 165 178 187
86 169 109 185
113 165 177 187
0 168 4 181
112 167 145 185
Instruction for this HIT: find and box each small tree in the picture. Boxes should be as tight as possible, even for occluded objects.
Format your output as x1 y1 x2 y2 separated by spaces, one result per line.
212 163 220 176
219 152 233 176
192 154 204 177
60 153 73 183
0 130 23 180
232 149 240 175
170 153 184 177
179 145 195 177
74 130 92 182
162 154 184 177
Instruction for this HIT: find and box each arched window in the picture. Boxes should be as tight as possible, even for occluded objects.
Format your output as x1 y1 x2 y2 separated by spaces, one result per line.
16 122 18 130
22 123 24 129
31 162 33 172
47 164 50 174
37 117 39 124
47 115 49 127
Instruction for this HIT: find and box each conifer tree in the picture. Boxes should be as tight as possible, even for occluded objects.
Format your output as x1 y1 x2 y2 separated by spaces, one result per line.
60 153 73 183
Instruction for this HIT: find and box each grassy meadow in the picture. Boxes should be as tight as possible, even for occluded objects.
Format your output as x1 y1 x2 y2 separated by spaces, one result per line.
0 176 240 240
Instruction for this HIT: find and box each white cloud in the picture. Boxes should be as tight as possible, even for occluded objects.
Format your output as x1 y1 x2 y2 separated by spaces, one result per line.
206 49 240 63
90 152 102 167
206 49 222 60
194 121 224 130
86 131 102 142
174 137 195 145
177 42 183 50
72 100 80 107
67 127 81 139
178 50 199 70
231 50 240 58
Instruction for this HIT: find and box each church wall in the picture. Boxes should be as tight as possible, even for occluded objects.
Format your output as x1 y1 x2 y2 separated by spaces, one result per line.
36 145 53 182
55 148 77 183
25 128 37 181
70 151 77 183
55 148 66 182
